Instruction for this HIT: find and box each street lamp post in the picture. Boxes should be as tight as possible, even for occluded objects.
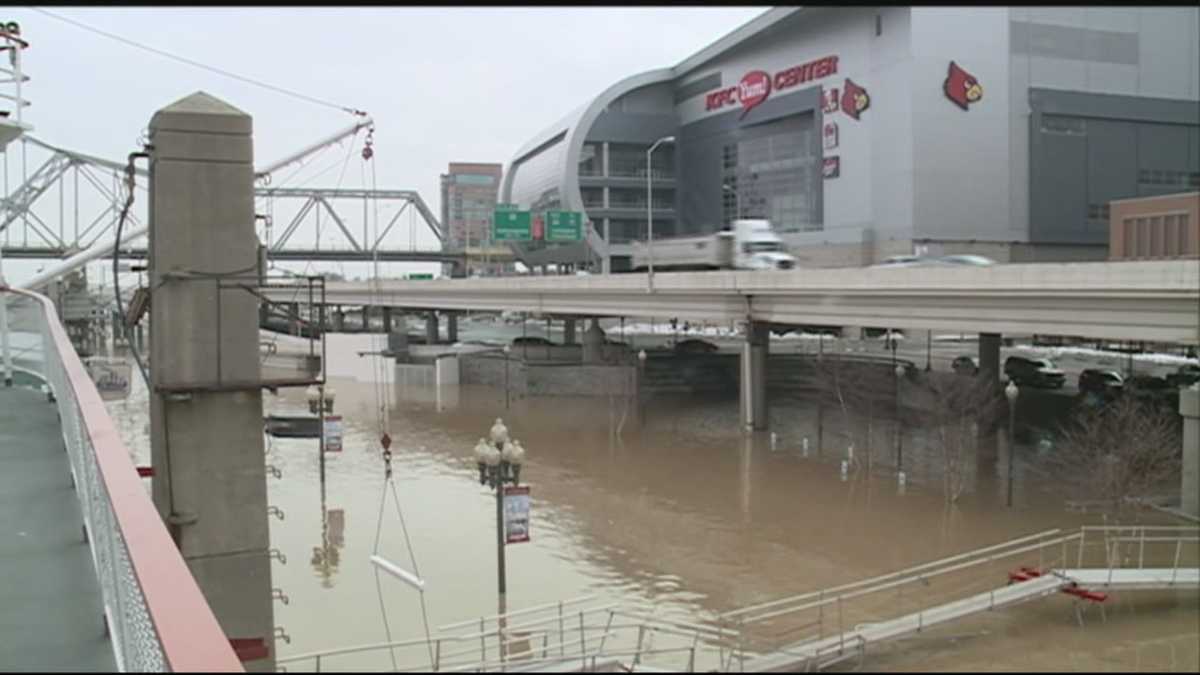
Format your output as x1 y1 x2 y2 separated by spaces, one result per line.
1005 379 1019 508
503 344 512 410
646 136 675 293
637 349 647 428
894 363 905 476
722 183 741 219
474 418 526 603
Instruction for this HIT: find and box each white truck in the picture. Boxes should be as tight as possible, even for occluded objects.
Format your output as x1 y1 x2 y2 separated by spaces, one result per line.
630 219 797 272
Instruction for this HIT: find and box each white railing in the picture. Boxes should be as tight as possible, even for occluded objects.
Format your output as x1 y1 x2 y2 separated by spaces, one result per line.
274 595 737 672
1 286 242 672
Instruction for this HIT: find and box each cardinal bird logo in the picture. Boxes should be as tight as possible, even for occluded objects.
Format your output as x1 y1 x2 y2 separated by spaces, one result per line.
840 79 870 121
944 61 983 111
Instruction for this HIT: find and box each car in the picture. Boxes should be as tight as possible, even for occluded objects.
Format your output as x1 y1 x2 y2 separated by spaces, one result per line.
1166 364 1200 388
1004 355 1066 388
674 338 720 354
951 355 979 375
1078 369 1124 395
938 254 996 266
511 336 555 347
871 254 998 269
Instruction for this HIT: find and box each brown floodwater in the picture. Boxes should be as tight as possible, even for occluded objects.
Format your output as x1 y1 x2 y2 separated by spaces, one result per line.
102 332 1198 672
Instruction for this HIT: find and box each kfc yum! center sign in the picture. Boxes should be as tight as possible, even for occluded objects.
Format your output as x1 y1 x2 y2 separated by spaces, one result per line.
704 55 839 119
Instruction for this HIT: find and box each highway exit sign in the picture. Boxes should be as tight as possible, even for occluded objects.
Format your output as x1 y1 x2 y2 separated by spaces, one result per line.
544 211 583 242
493 208 532 241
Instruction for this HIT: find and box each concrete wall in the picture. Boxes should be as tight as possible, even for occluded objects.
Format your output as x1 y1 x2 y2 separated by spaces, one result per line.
459 353 635 397
1109 192 1200 259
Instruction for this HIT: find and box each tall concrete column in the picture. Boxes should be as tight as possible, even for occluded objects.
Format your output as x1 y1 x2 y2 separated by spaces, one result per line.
1181 384 1199 518
563 318 577 345
148 92 274 670
362 305 371 332
447 312 458 343
333 307 345 332
382 306 393 334
582 318 605 364
426 311 439 345
979 333 1002 385
740 321 770 431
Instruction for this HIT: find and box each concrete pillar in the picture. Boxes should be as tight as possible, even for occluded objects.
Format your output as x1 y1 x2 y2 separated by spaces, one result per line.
447 312 458 343
382 307 393 334
740 321 770 431
148 92 274 670
362 305 371 332
582 318 605 364
979 332 1002 386
333 307 345 332
426 311 439 345
563 318 577 345
1181 385 1199 518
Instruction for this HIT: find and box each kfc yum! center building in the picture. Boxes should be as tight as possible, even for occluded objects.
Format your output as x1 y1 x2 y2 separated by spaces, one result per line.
501 6 1200 270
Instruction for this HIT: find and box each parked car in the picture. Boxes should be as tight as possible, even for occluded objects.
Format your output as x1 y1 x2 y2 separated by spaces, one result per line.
951 355 979 376
511 336 555 347
871 254 997 268
1078 369 1124 396
674 338 720 354
1166 364 1200 388
1004 356 1066 388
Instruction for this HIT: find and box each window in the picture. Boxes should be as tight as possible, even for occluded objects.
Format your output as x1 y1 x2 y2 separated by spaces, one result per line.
719 116 819 230
1041 114 1086 135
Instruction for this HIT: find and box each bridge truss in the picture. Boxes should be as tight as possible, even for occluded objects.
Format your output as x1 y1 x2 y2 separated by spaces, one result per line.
0 128 457 269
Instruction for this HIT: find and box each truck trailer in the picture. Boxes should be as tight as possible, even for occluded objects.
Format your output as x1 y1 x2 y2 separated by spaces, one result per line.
629 219 797 272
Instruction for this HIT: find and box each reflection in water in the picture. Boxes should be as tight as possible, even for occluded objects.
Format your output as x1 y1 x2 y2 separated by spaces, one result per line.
99 334 1198 672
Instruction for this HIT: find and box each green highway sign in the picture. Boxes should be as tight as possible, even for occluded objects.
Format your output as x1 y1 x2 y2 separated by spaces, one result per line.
493 208 532 241
544 211 583 242
407 273 434 280
495 202 519 211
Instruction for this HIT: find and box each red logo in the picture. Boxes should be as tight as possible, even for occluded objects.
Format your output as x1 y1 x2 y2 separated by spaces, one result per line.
823 88 839 113
840 79 870 121
737 70 772 118
943 61 983 111
704 55 838 113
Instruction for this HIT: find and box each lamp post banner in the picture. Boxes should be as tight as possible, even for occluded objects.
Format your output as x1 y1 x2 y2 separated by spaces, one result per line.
323 415 344 453
503 485 531 544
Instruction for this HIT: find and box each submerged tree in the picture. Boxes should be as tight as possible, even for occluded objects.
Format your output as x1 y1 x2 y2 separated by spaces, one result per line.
908 374 1005 504
807 354 905 472
1043 394 1182 511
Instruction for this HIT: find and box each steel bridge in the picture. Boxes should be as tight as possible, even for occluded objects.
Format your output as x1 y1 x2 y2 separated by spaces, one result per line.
0 132 468 268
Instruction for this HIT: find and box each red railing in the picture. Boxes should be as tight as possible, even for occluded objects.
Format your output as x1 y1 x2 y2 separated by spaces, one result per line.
1 285 242 672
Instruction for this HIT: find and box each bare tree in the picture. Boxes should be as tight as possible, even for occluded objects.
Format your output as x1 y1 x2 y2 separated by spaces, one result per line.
907 375 1005 504
807 354 903 472
1043 394 1182 512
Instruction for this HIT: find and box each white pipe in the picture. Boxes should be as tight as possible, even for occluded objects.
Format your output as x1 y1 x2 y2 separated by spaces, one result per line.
18 223 148 291
256 117 373 180
369 554 426 592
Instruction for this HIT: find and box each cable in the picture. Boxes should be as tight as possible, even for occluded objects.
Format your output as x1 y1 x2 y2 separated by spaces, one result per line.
31 8 365 116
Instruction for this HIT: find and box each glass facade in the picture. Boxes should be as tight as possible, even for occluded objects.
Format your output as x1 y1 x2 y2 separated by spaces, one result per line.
608 143 675 178
508 135 567 213
720 114 820 232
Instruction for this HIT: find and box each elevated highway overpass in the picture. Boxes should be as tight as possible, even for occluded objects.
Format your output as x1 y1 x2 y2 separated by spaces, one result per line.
261 260 1199 345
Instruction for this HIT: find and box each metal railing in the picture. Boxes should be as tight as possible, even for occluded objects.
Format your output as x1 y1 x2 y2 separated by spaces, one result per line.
274 596 737 672
1 285 242 672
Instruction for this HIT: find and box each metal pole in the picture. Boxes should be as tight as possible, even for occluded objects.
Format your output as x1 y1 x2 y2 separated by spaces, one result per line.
925 329 932 371
505 349 510 410
646 147 654 292
496 476 507 598
1007 403 1015 507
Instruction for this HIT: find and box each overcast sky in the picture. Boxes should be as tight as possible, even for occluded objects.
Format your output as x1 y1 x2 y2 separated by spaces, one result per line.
3 6 767 282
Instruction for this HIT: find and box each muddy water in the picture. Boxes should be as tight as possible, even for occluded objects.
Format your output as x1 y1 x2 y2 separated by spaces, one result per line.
102 332 1198 672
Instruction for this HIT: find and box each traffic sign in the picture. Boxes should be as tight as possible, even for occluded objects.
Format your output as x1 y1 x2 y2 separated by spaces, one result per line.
493 208 532 241
407 273 434 280
544 211 583 242
495 202 519 211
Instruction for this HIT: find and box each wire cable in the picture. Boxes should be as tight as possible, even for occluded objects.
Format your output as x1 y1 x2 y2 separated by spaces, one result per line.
31 7 365 116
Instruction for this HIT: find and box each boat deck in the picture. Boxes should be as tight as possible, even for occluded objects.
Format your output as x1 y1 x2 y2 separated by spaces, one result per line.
0 385 115 671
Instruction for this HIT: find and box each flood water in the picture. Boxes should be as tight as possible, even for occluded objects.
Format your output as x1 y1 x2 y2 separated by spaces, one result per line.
101 329 1199 672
